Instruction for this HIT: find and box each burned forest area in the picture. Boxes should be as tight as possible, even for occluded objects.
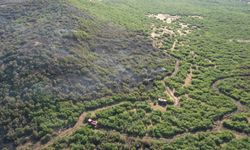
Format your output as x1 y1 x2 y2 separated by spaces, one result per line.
0 0 250 150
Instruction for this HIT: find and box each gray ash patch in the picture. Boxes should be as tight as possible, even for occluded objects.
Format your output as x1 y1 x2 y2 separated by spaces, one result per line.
0 0 174 147
0 0 172 102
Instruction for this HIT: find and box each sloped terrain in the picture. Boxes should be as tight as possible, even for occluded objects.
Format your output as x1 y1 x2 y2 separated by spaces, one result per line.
0 0 174 148
1 0 250 150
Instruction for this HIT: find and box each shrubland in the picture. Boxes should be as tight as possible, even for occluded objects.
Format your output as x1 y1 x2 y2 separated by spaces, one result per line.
0 0 250 149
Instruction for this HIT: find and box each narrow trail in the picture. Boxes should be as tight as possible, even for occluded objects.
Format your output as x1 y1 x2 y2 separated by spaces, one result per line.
17 34 250 150
97 129 197 144
19 35 182 150
171 40 177 51
19 69 250 150
212 74 250 113
165 87 179 107
18 58 181 150
170 60 180 78
35 113 88 150
211 74 250 134
18 103 123 150
163 60 180 106
184 66 192 87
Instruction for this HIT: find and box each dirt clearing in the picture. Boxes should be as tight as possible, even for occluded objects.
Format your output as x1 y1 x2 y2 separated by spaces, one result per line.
236 39 250 43
147 14 180 24
165 87 180 107
171 40 177 51
189 15 203 19
150 25 175 48
184 66 193 87
149 102 166 112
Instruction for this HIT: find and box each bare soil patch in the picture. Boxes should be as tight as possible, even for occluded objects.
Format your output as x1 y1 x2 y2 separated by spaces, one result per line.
236 39 250 43
149 102 166 112
229 39 250 43
177 28 192 36
171 40 177 51
150 25 175 48
184 66 193 87
178 23 192 36
148 14 197 50
147 14 180 24
165 87 180 107
189 15 203 19
180 23 189 29
90 0 102 2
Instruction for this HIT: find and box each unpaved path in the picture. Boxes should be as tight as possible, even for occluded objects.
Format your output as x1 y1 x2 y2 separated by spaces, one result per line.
149 102 166 112
171 40 177 51
162 59 180 107
19 50 181 150
101 129 192 143
168 60 180 79
36 113 88 150
184 66 192 87
18 103 123 150
18 58 180 150
165 87 179 107
161 59 179 83
211 74 250 134
21 73 250 150
18 61 250 150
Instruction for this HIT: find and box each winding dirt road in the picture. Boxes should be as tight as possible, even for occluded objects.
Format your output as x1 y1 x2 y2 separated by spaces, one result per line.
18 103 123 150
211 74 250 132
184 66 192 87
169 60 180 78
18 57 181 150
18 54 250 150
163 60 180 106
165 87 180 107
19 72 250 150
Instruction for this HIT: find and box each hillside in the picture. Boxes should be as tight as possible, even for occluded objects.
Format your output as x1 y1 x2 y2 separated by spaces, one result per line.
1 0 250 150
0 0 175 148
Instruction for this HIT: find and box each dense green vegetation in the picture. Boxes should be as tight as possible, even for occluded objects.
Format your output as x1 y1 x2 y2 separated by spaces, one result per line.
217 76 250 134
223 113 250 134
53 0 250 149
51 127 127 150
222 138 250 150
218 77 250 107
0 0 250 149
94 101 216 138
50 127 237 150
